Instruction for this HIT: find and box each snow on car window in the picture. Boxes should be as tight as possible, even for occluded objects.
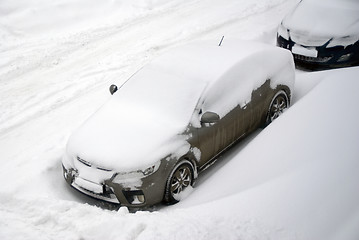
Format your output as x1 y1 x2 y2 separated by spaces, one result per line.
114 63 206 126
200 47 295 119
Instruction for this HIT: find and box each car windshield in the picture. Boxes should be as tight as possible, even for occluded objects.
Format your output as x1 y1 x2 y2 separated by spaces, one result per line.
114 64 207 126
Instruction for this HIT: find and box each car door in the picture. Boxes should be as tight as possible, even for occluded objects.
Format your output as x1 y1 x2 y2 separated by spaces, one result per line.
247 79 272 130
195 102 252 169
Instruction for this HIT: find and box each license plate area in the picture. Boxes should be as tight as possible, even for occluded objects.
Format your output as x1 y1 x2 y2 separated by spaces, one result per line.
74 177 103 194
292 45 318 57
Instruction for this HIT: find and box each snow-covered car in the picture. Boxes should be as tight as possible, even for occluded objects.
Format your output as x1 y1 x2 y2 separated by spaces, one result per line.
277 0 359 69
62 40 295 208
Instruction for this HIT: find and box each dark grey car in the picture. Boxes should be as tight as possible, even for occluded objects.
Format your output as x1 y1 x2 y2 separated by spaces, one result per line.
62 40 295 208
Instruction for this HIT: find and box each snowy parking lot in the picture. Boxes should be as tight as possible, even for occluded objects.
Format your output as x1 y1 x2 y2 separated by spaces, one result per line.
1 0 359 239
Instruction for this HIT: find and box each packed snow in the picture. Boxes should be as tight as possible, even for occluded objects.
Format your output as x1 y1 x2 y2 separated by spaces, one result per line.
1 0 359 239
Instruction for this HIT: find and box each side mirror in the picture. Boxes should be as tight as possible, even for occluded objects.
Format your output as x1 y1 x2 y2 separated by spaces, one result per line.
201 111 220 124
109 84 118 95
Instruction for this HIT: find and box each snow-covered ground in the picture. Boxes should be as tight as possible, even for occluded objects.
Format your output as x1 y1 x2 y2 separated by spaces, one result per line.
1 0 358 239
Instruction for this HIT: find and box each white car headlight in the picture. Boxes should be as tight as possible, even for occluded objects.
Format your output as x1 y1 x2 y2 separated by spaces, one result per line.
62 152 74 169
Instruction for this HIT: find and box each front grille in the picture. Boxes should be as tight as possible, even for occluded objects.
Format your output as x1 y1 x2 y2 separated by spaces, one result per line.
71 179 119 204
96 166 112 172
76 156 112 171
77 156 91 167
293 54 332 63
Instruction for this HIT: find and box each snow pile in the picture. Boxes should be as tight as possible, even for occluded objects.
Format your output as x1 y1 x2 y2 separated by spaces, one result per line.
181 67 359 240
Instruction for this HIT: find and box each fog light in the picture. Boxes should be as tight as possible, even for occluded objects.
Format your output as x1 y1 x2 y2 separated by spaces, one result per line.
337 53 352 63
123 190 145 205
133 195 145 204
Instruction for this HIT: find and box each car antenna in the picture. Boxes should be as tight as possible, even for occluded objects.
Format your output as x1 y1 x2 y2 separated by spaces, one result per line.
218 36 224 46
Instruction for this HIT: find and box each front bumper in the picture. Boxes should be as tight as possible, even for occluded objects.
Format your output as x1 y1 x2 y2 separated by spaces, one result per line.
62 162 169 208
63 165 119 204
277 34 359 69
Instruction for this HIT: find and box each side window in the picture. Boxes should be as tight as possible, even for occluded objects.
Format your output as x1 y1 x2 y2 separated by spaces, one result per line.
200 66 245 119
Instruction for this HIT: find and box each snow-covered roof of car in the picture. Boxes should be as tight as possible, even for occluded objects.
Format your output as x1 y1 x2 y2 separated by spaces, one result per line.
145 40 278 85
120 39 293 119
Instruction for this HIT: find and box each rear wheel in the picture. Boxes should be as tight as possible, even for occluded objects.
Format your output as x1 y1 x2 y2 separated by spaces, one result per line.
164 160 194 204
266 90 289 125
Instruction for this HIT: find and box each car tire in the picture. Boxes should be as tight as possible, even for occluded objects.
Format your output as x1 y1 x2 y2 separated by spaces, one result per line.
266 90 289 125
164 160 194 204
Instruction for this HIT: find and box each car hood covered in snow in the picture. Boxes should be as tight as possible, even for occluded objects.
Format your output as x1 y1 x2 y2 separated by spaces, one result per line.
66 96 193 172
282 0 359 46
65 53 212 171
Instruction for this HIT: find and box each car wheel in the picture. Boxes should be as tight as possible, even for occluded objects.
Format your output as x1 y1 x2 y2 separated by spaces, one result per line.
164 160 194 204
266 90 289 125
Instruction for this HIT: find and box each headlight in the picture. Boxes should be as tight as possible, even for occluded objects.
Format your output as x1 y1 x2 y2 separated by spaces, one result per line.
337 53 353 63
62 152 74 169
142 164 158 175
112 161 161 183
140 161 161 175
278 23 290 40
327 36 358 48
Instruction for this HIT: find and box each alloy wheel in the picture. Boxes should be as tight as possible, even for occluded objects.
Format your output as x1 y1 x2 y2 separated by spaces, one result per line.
269 93 288 123
170 164 192 200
